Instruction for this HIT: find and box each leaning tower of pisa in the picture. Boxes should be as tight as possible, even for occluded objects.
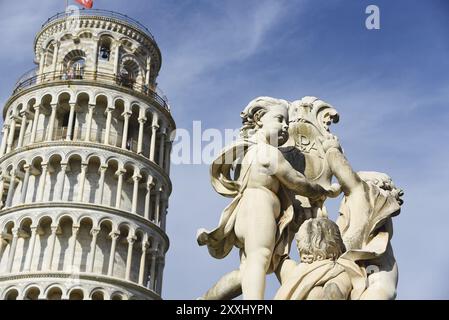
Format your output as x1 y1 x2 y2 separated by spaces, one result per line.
0 8 174 300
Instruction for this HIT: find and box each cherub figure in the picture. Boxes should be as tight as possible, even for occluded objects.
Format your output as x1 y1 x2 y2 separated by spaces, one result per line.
321 134 404 299
275 217 367 300
197 97 339 300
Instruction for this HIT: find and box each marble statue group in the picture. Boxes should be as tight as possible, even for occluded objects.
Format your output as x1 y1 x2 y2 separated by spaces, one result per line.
197 96 404 300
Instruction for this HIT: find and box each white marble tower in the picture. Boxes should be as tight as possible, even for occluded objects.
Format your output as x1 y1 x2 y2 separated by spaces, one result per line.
0 8 174 300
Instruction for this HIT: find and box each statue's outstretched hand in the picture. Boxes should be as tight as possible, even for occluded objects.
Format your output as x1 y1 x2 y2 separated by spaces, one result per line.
308 182 341 205
320 134 342 153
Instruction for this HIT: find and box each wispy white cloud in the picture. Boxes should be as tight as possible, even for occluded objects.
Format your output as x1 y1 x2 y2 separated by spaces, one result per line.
159 0 292 91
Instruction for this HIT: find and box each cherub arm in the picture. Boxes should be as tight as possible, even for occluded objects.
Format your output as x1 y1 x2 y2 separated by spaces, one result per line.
271 147 338 199
322 135 365 196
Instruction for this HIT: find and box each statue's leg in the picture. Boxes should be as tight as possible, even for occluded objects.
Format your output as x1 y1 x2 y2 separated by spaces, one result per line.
200 269 242 300
239 214 276 299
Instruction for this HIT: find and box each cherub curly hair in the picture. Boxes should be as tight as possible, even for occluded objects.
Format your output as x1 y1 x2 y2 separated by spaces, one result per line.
296 217 346 262
240 97 290 138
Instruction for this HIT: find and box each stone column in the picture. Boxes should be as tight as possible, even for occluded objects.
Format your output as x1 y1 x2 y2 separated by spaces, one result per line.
107 231 120 276
38 50 46 75
0 235 8 260
93 38 100 79
137 117 146 154
146 57 152 87
5 170 17 207
37 163 48 202
77 162 88 202
46 225 59 270
6 116 17 153
154 185 162 225
144 178 154 220
0 124 10 156
113 42 121 76
97 164 108 204
24 226 38 271
46 103 57 141
164 140 172 174
65 103 76 141
149 247 158 290
131 173 142 214
115 168 125 209
121 111 131 149
104 106 114 145
20 164 31 203
125 235 137 281
17 110 28 148
138 240 149 286
6 227 19 272
57 163 68 201
52 41 60 78
88 228 100 273
160 196 168 231
30 105 41 143
68 225 80 271
0 176 5 208
85 104 95 142
155 255 166 294
158 127 167 167
149 117 159 162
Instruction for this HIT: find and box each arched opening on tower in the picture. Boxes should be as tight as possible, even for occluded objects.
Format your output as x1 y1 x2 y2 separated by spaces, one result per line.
47 154 63 202
69 288 84 300
29 157 44 203
22 98 37 146
46 286 63 300
74 92 90 141
126 104 140 152
131 230 145 283
35 216 53 272
54 216 74 271
12 160 28 207
111 293 124 300
63 50 86 80
104 159 119 207
95 220 113 275
40 94 53 143
4 289 19 300
76 217 93 272
17 218 33 272
114 224 130 279
98 36 112 62
122 163 137 211
111 99 125 148
24 287 40 300
94 95 108 143
86 156 101 203
45 43 55 66
91 290 105 300
66 154 82 202
118 58 140 89
56 93 71 141
0 221 15 272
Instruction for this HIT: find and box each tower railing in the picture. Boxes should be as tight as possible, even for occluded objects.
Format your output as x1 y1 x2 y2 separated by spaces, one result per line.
11 70 169 111
42 9 156 42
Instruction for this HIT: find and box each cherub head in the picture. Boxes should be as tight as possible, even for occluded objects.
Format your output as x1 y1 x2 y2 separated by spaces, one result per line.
358 171 404 206
296 217 346 264
240 97 290 146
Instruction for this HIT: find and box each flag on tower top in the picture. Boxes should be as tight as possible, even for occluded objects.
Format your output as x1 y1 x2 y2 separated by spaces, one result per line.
75 0 93 9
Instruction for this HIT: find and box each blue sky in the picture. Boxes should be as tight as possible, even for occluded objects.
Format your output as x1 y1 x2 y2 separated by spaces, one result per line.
1 0 448 299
